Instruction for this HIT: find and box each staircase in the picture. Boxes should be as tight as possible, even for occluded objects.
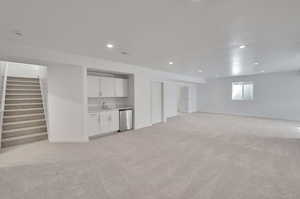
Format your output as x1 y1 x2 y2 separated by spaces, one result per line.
1 76 48 148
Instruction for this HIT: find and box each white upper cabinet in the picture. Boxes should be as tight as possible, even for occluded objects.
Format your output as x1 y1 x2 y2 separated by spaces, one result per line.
115 78 128 97
99 77 115 97
87 76 100 97
87 75 129 98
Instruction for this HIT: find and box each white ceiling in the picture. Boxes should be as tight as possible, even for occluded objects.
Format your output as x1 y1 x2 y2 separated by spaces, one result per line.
1 0 300 79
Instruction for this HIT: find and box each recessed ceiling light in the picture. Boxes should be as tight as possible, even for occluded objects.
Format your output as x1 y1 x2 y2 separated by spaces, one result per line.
106 43 114 49
254 62 259 65
12 30 23 38
261 70 265 73
239 45 247 49
121 51 129 55
15 32 23 37
197 69 203 73
169 61 174 65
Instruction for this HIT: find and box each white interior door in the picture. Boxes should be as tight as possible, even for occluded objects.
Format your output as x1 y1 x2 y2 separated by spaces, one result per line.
151 82 163 124
178 86 190 113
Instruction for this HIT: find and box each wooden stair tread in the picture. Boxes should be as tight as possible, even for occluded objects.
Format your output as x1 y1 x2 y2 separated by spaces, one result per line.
3 125 47 133
4 113 44 118
2 132 47 141
3 119 45 125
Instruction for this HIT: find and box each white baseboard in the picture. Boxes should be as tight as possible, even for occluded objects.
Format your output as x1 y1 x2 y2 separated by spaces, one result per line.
197 111 300 122
49 136 89 143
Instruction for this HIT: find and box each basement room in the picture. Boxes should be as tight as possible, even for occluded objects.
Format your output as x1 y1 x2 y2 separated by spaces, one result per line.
0 0 300 198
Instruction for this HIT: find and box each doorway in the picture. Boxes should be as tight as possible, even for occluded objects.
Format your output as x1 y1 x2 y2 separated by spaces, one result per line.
178 86 190 114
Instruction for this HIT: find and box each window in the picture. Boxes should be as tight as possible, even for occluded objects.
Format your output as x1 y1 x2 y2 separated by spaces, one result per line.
232 82 253 100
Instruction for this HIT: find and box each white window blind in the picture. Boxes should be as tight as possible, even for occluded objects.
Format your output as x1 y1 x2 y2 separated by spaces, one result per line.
232 82 253 100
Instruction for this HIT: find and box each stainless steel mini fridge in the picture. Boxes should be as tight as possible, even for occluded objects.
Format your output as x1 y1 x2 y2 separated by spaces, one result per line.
119 108 133 131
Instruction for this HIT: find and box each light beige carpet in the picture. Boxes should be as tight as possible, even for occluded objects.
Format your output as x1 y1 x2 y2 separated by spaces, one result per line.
1 113 300 199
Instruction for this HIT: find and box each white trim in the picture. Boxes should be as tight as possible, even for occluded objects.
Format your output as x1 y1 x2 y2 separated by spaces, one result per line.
197 111 300 123
49 137 89 143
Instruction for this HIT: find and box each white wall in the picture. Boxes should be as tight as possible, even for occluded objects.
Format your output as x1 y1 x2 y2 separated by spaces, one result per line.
47 64 88 142
7 62 39 78
197 71 300 121
46 63 200 141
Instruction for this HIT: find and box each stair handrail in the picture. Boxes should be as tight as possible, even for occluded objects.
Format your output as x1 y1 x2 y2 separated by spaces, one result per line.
38 67 49 135
0 62 8 149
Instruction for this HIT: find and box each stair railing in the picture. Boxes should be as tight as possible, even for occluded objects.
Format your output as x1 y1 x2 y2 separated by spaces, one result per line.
0 62 8 149
38 66 49 136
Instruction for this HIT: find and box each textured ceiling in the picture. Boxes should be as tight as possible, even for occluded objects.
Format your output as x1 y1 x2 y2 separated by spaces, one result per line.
1 0 300 78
